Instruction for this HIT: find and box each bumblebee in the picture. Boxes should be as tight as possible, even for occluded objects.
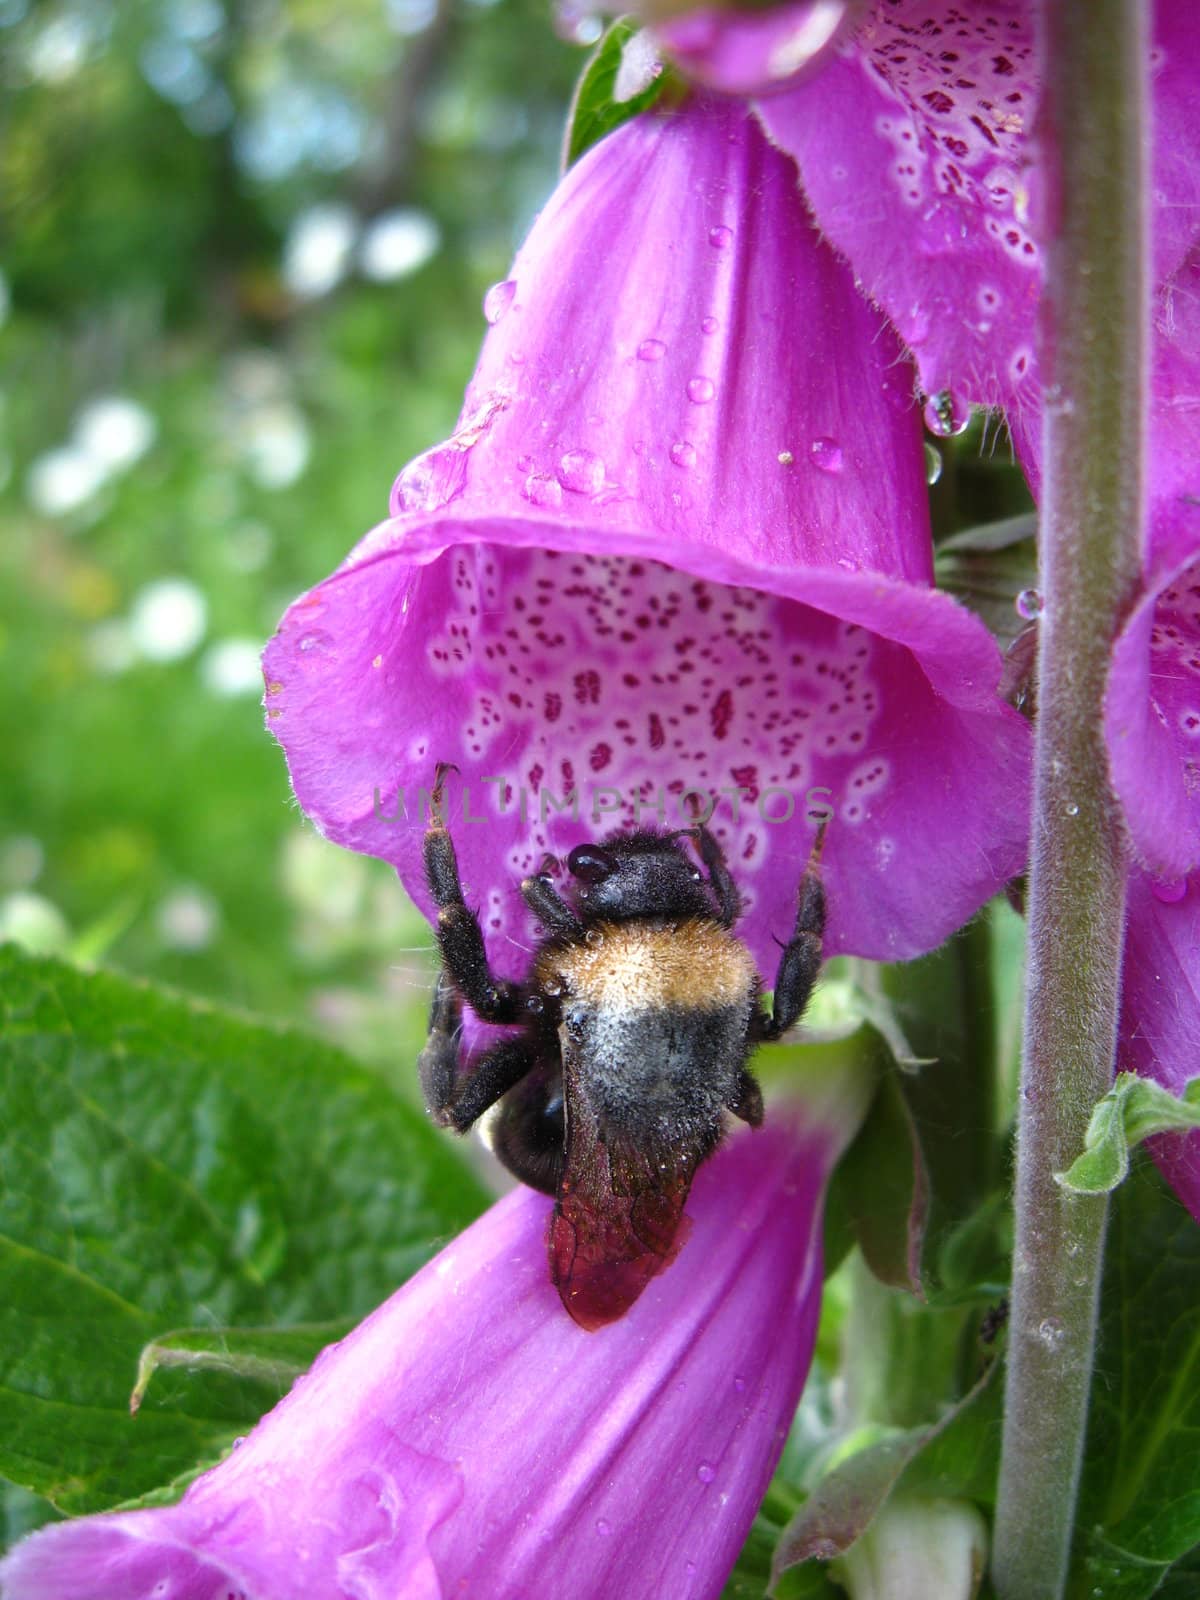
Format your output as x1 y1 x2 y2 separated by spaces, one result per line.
417 765 827 1330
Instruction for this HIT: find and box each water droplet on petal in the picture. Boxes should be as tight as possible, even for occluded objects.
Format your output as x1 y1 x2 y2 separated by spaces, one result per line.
923 388 971 437
707 225 733 250
1065 802 1079 817
732 1375 746 1393
701 315 718 334
669 440 697 469
696 1461 716 1484
777 450 794 466
837 556 858 572
809 436 843 473
391 445 468 514
595 1518 611 1538
558 448 606 495
522 472 564 509
924 441 943 485
1151 877 1189 904
483 278 517 325
637 338 667 362
686 377 715 405
1016 587 1044 620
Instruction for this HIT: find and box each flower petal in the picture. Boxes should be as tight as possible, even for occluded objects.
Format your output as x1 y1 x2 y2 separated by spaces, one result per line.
264 97 1031 973
1120 872 1200 1222
754 0 1041 423
0 1114 844 1600
652 1 855 97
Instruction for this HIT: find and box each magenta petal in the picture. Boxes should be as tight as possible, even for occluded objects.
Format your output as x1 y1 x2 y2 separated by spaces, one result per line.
754 1 1041 421
264 98 1031 973
1105 549 1200 879
1120 874 1200 1222
0 1119 835 1600
652 1 855 97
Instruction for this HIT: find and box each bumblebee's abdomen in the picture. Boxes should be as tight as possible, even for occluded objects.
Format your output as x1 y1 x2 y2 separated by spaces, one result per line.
541 919 758 1132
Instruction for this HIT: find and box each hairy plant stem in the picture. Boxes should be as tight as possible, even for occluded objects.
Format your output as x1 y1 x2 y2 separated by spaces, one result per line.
991 6 1147 1597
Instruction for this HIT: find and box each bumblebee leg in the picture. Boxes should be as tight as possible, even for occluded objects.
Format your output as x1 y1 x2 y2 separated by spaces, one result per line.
423 771 522 1024
693 824 741 928
726 1065 764 1126
521 868 583 938
418 978 539 1132
754 822 827 1042
491 1072 566 1195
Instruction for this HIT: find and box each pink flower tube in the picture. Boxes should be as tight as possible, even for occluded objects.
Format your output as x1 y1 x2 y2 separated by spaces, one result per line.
0 1115 841 1600
263 95 1030 981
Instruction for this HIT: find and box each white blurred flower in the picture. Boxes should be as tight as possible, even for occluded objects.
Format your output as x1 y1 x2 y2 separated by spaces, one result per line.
87 620 137 675
75 396 157 472
243 403 310 489
0 836 45 891
129 578 208 662
26 446 107 517
359 208 440 283
200 637 264 697
156 886 220 951
282 204 359 299
0 892 70 955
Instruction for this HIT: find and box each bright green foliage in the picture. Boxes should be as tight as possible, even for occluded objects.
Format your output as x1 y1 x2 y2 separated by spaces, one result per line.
0 944 488 1515
1056 1074 1200 1195
563 20 670 169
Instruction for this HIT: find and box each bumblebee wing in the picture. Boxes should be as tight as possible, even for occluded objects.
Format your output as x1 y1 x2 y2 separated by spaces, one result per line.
548 1048 704 1331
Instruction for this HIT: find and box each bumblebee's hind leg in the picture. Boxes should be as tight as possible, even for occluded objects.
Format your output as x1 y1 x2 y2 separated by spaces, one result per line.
418 974 539 1133
491 1070 566 1196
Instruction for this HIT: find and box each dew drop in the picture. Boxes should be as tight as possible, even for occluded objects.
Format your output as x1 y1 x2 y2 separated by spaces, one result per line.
557 448 606 495
732 1375 746 1393
686 376 715 406
522 472 564 509
585 927 605 947
637 338 667 362
837 556 859 572
543 976 564 996
1151 877 1189 904
483 279 517 325
595 1518 611 1538
1015 587 1044 620
1037 1315 1066 1351
777 450 794 466
701 315 718 334
707 225 733 250
923 388 971 437
696 1461 716 1484
526 994 544 1014
809 436 844 473
1065 802 1079 817
391 446 468 515
670 440 697 469
924 441 943 485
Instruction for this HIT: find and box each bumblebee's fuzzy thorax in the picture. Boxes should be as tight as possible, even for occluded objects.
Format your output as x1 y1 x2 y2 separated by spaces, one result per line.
538 919 757 1014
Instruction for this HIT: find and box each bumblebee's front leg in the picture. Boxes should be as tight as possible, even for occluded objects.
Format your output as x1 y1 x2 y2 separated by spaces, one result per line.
753 821 827 1043
423 763 522 1024
418 974 539 1132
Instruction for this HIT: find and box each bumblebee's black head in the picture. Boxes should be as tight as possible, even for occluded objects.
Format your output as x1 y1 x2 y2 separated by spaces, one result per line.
565 830 713 923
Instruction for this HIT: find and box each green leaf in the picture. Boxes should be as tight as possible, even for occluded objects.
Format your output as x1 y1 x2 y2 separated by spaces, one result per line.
772 1363 1001 1585
1055 1073 1200 1195
934 514 1039 651
1068 1157 1200 1598
834 1070 929 1296
0 944 489 1515
562 18 670 170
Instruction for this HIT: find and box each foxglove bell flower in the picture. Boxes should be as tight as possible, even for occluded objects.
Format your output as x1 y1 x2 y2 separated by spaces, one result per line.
264 95 1030 980
0 1114 845 1600
652 1 1197 454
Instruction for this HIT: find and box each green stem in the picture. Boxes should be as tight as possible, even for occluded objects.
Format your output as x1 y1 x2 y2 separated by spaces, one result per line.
991 7 1147 1598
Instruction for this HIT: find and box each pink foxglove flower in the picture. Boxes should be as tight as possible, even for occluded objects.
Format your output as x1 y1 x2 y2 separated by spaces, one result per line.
656 3 1197 444
263 95 1030 983
0 1113 846 1600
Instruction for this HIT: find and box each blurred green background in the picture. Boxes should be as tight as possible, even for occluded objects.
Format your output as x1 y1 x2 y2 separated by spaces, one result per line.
0 0 585 1074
